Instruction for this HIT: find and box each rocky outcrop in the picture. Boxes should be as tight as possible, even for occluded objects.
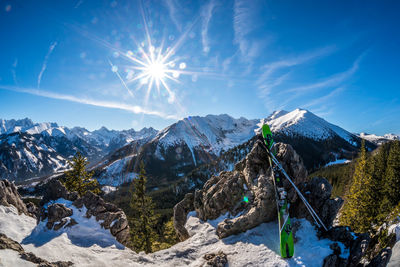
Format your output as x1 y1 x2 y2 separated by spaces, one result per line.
175 140 312 239
40 179 130 246
40 179 78 205
46 203 73 230
174 193 194 241
0 233 24 253
0 179 29 215
203 251 228 267
73 190 130 246
290 177 344 229
173 138 365 264
0 233 73 267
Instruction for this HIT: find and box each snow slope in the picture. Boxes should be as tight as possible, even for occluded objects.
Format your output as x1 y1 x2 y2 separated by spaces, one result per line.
153 114 259 157
262 108 357 143
0 203 345 267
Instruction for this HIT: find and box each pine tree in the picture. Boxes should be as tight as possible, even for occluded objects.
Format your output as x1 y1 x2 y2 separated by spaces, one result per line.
64 152 100 196
340 140 376 232
130 161 158 253
381 141 400 214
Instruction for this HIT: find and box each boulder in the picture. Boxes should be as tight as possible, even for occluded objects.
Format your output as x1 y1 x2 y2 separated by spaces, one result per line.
203 251 228 267
73 191 130 246
0 179 28 215
45 203 73 230
40 179 78 205
174 193 194 241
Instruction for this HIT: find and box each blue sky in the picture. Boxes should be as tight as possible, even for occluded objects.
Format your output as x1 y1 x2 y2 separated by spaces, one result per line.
0 0 399 135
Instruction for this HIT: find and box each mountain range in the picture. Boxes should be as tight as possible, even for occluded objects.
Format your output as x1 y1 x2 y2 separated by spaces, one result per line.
1 108 394 184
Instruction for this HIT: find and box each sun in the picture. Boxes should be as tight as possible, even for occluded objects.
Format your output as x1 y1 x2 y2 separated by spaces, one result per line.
145 61 167 81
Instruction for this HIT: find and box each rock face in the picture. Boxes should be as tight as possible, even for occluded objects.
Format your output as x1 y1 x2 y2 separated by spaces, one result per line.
175 140 313 239
46 203 73 230
173 193 194 241
0 179 29 215
40 179 130 246
41 179 78 205
290 177 344 229
0 233 73 267
73 191 130 246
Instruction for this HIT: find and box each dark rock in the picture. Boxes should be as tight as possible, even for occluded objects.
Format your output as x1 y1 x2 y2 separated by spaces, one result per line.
41 179 78 205
65 218 78 228
348 233 370 267
367 247 392 267
46 203 73 230
174 193 194 241
0 179 29 215
0 233 24 253
26 201 39 218
53 218 68 231
290 177 343 229
203 251 228 267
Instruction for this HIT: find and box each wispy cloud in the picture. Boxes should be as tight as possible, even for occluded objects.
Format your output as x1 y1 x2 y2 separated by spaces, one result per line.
257 46 336 84
201 0 217 54
11 58 18 85
164 0 182 32
285 56 360 94
303 86 345 108
0 85 180 120
233 0 262 60
37 42 57 88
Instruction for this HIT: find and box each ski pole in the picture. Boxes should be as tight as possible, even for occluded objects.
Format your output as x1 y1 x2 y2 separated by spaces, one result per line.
267 150 328 231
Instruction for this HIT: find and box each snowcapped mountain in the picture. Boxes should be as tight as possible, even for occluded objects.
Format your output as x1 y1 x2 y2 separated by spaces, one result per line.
153 114 259 162
0 132 68 181
1 110 373 184
0 118 158 182
94 109 367 186
0 118 158 154
263 108 357 144
358 132 400 145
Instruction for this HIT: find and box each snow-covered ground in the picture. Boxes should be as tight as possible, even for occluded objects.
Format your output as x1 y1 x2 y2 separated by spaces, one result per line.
325 158 351 167
0 202 345 267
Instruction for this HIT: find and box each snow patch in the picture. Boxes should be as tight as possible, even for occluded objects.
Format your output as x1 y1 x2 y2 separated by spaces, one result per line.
325 158 351 167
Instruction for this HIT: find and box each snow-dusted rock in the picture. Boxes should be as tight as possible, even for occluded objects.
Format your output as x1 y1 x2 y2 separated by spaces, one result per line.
0 232 73 266
73 191 130 246
46 203 73 230
173 193 194 241
0 179 29 215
